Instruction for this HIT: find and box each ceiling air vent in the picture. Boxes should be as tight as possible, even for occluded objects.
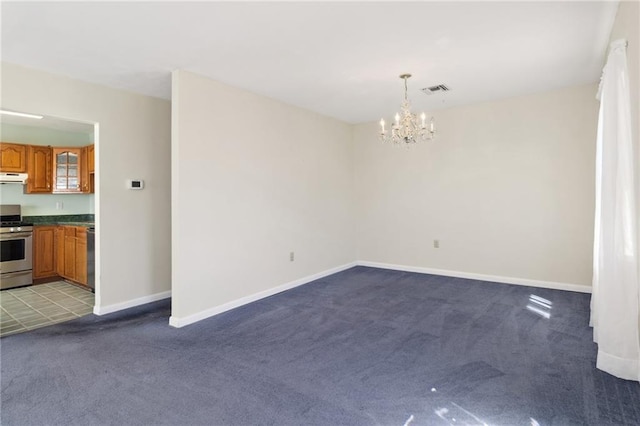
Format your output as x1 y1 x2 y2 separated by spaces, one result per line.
422 84 450 95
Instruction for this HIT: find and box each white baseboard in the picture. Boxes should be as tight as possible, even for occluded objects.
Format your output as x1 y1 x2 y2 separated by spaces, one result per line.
93 290 172 316
357 261 592 294
99 261 588 324
169 261 357 328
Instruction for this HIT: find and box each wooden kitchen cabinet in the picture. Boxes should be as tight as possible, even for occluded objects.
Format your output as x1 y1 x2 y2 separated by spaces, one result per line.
33 226 57 279
64 226 77 279
26 145 52 193
82 145 94 193
56 226 65 276
81 146 88 193
53 145 93 194
87 144 95 173
1 142 94 193
52 147 83 193
54 225 88 286
0 142 27 172
75 228 87 284
80 145 94 194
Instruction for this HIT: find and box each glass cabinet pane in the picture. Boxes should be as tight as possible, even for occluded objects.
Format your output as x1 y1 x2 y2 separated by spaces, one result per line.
53 148 83 192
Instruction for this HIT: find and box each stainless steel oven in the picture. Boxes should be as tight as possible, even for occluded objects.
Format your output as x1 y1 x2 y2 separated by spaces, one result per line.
0 205 34 290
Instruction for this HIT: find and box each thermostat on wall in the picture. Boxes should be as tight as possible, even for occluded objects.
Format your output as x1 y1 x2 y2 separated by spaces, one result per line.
127 179 144 190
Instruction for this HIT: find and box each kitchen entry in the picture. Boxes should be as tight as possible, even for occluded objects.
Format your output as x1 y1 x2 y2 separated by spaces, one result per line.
0 111 97 336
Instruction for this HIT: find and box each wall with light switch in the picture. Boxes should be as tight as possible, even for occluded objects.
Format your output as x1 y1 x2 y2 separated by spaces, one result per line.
1 61 171 311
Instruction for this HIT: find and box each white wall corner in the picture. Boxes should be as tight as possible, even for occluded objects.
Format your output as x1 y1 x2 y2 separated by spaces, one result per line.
356 261 592 294
93 290 172 316
168 262 357 328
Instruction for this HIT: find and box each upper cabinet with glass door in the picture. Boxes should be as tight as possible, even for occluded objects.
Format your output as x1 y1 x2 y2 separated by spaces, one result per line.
53 147 83 193
1 116 94 194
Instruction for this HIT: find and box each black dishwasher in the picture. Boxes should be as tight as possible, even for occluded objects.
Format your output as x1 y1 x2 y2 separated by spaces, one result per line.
87 227 95 291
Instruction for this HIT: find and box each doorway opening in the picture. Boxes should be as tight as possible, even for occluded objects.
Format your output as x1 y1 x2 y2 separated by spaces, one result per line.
0 110 99 336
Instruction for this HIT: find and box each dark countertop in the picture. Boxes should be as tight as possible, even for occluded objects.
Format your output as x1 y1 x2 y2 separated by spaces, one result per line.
24 214 95 228
52 221 94 227
31 222 94 228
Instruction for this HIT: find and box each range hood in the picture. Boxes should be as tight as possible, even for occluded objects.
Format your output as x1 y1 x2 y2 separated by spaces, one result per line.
0 173 28 184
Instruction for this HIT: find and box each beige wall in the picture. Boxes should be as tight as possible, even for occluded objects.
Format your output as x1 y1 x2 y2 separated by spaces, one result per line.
171 70 355 324
1 62 172 309
354 84 599 287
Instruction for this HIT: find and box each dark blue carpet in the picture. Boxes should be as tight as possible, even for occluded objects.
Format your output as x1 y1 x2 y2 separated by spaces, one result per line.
2 266 639 425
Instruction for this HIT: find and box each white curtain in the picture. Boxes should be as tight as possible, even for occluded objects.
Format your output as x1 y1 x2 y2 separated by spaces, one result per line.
590 39 639 382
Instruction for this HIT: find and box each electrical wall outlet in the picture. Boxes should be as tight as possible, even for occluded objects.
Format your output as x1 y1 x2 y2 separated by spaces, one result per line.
290 251 295 261
433 240 440 249
56 202 64 210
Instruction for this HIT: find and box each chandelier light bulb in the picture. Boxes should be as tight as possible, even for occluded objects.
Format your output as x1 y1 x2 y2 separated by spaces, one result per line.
379 74 436 145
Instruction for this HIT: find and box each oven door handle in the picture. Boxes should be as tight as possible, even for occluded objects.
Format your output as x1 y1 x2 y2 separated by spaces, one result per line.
0 232 33 240
0 270 32 277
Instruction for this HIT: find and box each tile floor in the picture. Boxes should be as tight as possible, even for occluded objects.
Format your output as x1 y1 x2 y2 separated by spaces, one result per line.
0 281 94 337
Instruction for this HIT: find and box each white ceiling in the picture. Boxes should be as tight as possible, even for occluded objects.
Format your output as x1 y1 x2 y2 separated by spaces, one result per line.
1 1 618 124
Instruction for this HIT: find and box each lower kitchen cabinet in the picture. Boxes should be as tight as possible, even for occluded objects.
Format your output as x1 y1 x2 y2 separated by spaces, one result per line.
33 226 57 279
37 225 89 286
64 226 77 279
56 226 65 276
61 226 88 286
75 228 87 285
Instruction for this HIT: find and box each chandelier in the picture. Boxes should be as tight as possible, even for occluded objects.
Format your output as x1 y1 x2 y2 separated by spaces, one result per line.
379 74 435 145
